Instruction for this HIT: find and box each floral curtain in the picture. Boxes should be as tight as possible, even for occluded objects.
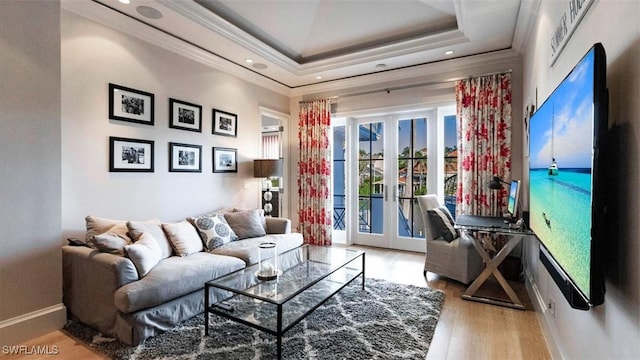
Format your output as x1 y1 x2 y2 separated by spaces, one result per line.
298 99 332 246
456 73 512 217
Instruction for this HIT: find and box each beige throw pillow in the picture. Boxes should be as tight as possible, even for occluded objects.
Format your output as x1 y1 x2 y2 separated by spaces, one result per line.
162 220 203 256
125 232 162 277
85 215 128 245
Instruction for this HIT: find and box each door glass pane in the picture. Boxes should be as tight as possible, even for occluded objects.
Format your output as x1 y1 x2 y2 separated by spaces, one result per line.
358 122 384 234
444 115 458 218
397 118 427 238
332 126 346 230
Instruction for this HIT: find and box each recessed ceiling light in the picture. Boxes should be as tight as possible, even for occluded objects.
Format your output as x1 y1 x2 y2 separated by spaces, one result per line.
445 50 455 55
119 0 130 4
245 58 254 64
375 63 387 69
253 63 268 70
136 6 163 19
316 76 323 80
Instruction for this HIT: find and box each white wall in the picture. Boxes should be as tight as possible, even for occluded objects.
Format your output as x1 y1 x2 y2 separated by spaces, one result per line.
522 1 640 358
61 10 290 239
0 1 66 345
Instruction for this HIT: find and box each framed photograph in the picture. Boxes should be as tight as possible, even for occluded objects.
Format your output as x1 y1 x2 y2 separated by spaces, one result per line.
169 98 202 132
109 137 154 172
109 83 154 125
169 142 202 172
212 147 237 173
212 109 237 137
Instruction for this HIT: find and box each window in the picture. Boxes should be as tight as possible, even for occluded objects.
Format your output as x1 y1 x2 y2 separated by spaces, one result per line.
443 114 458 217
332 125 346 230
397 118 427 238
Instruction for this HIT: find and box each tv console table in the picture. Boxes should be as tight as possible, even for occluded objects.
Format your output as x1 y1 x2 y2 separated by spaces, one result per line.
455 214 533 310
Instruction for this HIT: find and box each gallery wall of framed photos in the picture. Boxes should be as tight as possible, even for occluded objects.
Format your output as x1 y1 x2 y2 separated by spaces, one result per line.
107 83 239 175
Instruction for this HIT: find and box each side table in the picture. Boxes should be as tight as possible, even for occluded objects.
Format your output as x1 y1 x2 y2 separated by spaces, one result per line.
455 214 533 310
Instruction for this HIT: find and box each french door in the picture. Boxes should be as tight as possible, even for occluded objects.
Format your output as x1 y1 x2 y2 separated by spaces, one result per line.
350 112 431 252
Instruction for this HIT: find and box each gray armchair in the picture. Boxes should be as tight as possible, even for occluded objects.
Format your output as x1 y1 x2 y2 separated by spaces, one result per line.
417 194 483 284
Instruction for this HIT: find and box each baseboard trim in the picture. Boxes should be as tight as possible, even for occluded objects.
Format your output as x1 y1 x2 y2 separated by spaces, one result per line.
524 270 563 360
0 304 67 345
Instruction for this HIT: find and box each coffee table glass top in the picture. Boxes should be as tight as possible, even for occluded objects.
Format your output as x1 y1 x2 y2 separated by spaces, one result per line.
206 244 363 305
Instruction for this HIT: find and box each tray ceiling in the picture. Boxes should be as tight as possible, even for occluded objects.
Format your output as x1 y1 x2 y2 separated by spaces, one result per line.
64 0 535 90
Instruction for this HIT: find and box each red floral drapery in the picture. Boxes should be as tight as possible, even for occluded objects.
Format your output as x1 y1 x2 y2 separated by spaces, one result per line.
297 99 332 246
456 73 512 216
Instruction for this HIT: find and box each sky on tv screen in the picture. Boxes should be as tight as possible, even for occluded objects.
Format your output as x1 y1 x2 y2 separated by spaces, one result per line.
529 50 594 170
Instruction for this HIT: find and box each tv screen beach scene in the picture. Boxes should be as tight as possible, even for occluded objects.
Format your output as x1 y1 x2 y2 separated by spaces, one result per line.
529 48 595 297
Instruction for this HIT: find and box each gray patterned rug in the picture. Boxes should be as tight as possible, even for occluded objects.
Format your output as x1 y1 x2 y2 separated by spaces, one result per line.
64 278 444 359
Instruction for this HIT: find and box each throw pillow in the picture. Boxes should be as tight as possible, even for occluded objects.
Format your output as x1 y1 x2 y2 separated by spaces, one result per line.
162 220 203 256
127 219 173 259
224 209 267 240
427 207 459 242
188 214 238 251
85 215 127 245
232 207 267 231
125 232 162 277
90 229 132 255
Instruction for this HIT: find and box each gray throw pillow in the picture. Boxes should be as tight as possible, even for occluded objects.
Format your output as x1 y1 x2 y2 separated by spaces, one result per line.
427 207 459 242
224 209 267 240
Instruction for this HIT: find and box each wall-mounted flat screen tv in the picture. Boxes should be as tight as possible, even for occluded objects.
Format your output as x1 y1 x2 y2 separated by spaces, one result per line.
528 43 608 309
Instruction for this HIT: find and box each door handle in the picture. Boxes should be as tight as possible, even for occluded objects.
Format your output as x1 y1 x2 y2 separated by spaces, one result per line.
384 185 388 202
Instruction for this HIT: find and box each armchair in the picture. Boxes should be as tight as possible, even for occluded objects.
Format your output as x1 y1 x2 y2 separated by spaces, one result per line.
417 194 484 284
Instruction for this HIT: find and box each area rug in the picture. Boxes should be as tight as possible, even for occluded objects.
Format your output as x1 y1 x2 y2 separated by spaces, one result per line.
64 278 445 359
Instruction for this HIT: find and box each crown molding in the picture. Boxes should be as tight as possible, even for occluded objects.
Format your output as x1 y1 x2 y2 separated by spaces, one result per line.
63 0 291 96
291 48 522 97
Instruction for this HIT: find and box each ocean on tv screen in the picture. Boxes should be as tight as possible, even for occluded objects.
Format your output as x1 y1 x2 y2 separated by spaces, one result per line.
530 168 592 296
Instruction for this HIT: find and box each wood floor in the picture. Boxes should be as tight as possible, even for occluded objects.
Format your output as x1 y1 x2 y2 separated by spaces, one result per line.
6 245 550 360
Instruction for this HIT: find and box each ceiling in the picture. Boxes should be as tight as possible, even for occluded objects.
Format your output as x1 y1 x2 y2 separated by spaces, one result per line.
63 0 537 93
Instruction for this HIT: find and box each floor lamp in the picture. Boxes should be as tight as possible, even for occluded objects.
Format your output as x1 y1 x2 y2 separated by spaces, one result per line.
253 159 283 216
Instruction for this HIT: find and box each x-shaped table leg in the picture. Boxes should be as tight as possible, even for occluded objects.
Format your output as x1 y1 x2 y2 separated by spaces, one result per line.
462 231 526 310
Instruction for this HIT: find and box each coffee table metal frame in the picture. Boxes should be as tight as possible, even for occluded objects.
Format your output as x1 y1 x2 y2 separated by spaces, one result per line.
204 244 365 359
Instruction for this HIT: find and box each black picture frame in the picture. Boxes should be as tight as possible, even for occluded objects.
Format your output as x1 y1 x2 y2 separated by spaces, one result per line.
109 136 154 172
169 142 202 172
169 98 202 132
109 83 154 125
212 109 237 137
212 147 237 173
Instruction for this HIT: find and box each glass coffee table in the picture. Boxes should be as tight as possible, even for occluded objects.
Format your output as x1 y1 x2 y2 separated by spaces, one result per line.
204 245 365 359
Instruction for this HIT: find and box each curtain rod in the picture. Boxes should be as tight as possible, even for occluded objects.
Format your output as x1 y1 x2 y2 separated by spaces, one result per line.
300 69 512 103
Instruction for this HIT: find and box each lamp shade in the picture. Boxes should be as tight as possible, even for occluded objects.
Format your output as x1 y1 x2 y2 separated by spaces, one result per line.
488 176 504 190
253 159 282 178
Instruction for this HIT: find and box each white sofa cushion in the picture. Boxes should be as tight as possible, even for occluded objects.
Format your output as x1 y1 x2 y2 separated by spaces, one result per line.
210 233 304 265
127 219 173 259
125 232 162 277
